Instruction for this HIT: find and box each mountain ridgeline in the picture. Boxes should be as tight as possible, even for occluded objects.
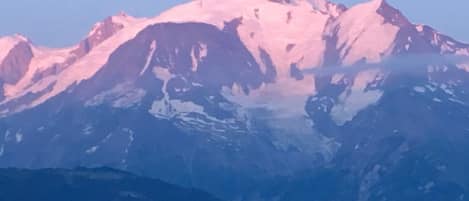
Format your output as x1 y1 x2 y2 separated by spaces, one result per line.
0 0 469 200
0 167 221 201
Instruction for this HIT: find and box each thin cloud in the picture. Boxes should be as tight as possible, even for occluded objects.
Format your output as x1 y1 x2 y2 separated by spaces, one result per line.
302 54 469 76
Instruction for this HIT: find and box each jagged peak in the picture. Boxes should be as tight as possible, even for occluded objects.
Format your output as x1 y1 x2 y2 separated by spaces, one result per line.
351 0 390 11
349 0 387 13
342 0 410 27
0 34 29 43
115 10 129 18
110 11 140 25
370 0 386 8
343 0 404 18
86 12 141 38
0 34 31 65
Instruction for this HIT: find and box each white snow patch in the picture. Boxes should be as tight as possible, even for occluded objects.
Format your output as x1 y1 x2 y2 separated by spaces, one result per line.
112 89 146 108
457 64 469 72
150 66 230 124
37 126 46 132
331 89 382 125
405 44 410 50
0 145 3 157
354 144 360 150
199 43 208 59
140 40 157 75
222 74 317 118
331 74 345 84
122 128 135 154
86 146 99 154
421 181 435 193
101 133 113 143
413 86 426 93
153 66 173 83
150 99 208 119
190 43 208 72
455 48 469 56
449 98 465 105
15 131 23 143
426 84 437 92
330 70 384 125
440 84 455 96
86 82 146 108
3 130 12 142
190 48 199 72
82 125 93 135
416 24 424 32
150 66 207 119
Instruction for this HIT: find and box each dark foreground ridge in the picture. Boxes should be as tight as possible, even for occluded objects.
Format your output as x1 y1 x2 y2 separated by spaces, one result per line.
0 167 221 201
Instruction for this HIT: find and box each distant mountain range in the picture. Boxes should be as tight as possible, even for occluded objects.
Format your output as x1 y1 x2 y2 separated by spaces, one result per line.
0 0 469 200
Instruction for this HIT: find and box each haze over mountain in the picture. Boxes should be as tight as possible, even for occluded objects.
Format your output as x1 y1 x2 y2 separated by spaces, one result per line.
0 0 469 200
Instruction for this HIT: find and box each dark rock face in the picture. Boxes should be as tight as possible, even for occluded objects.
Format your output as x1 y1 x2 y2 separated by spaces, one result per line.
290 63 304 80
0 41 33 85
0 167 221 201
377 0 411 27
78 21 274 97
31 64 60 83
0 80 4 101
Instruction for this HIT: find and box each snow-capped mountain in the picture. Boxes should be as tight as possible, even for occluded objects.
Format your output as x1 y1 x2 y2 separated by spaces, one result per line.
0 12 146 115
1 0 469 200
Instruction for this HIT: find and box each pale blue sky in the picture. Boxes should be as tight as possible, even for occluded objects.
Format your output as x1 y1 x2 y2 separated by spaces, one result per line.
1 0 467 47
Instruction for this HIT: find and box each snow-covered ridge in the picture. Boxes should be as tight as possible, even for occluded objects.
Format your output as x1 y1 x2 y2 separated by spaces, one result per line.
325 0 407 65
156 0 344 72
0 12 146 114
1 0 468 117
415 24 469 56
86 11 144 44
0 34 29 64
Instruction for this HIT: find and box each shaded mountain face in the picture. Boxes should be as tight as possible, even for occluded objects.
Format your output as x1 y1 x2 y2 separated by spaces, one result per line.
0 36 33 101
0 41 33 85
0 168 221 201
0 0 469 200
